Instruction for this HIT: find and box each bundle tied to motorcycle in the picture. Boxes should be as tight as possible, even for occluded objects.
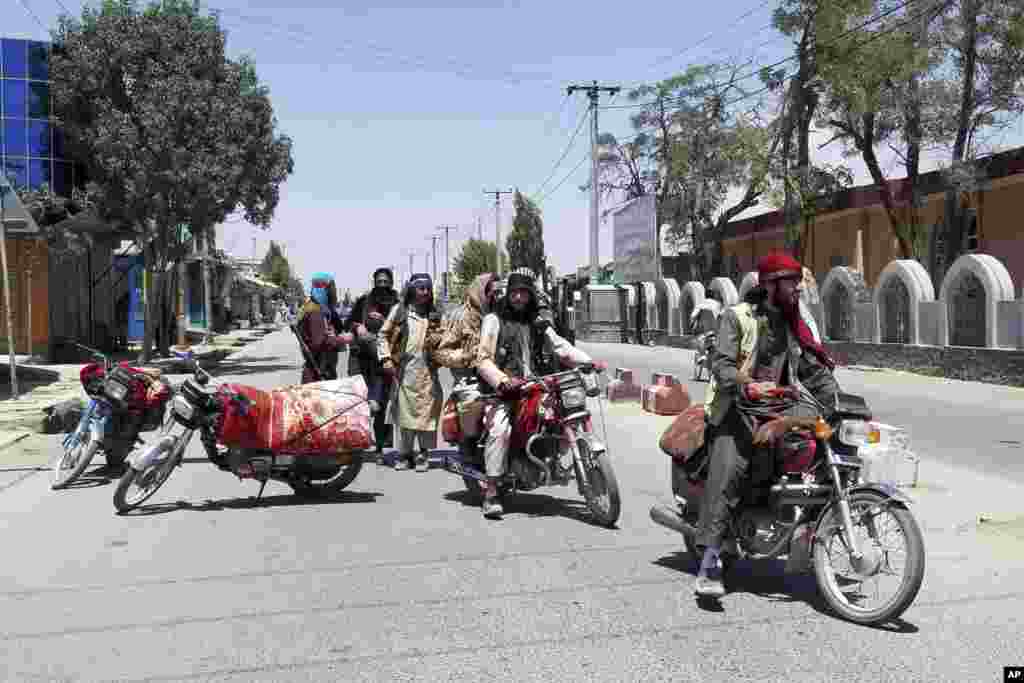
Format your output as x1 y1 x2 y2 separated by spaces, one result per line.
112 350 377 513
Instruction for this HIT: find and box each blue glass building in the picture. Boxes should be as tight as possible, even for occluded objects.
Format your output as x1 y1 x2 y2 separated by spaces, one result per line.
1 37 82 195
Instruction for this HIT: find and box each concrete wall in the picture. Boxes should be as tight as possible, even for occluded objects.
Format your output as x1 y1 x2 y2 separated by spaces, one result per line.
825 341 1024 386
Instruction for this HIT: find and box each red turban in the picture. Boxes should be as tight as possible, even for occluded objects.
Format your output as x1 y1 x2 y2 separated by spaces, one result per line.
756 252 835 371
757 252 802 282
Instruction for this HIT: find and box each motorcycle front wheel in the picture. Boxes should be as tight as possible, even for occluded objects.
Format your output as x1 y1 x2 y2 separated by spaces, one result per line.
113 436 186 513
813 490 926 626
574 436 620 528
52 428 100 490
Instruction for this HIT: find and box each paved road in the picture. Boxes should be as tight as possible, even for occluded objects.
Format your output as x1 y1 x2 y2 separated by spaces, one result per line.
580 341 1024 485
1 331 1022 682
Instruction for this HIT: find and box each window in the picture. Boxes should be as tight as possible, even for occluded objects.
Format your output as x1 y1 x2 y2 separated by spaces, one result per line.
28 82 49 118
3 156 28 189
2 119 27 157
53 160 72 196
28 158 50 190
3 79 27 118
1 39 28 79
28 120 50 157
52 126 65 157
27 42 49 81
965 209 979 252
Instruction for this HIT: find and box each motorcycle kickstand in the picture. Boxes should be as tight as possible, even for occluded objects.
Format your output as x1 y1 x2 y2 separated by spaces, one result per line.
255 478 268 500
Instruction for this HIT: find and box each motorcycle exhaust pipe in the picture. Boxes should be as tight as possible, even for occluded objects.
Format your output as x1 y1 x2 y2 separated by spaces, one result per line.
524 434 550 487
650 503 697 537
770 482 832 505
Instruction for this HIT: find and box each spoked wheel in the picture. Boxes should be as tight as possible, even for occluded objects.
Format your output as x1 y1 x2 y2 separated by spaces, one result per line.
575 438 621 528
813 491 926 626
52 429 100 490
113 436 185 513
290 456 363 498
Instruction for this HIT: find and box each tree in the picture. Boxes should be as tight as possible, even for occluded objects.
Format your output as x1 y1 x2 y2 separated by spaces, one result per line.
50 0 294 360
453 239 504 290
260 240 292 288
813 0 946 261
506 190 547 289
929 0 1024 286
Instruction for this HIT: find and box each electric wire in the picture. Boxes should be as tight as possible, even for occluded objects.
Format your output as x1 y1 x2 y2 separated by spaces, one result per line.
537 154 589 206
16 0 48 33
646 0 775 70
533 107 590 199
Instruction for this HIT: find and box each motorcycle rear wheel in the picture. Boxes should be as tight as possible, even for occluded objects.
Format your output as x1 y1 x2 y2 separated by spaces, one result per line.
289 457 363 498
813 491 925 626
113 437 184 513
52 429 100 490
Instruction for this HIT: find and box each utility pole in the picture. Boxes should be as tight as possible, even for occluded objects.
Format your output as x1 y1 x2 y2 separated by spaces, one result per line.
426 235 440 287
0 175 19 399
437 225 456 302
567 80 620 277
483 189 514 277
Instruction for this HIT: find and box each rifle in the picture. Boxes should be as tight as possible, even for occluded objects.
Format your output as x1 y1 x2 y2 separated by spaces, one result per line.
290 322 324 382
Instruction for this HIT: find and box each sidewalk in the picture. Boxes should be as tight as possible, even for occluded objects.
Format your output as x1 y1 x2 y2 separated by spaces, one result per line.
0 325 286 437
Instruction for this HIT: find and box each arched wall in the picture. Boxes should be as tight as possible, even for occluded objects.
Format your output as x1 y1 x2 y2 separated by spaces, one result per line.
871 259 935 345
937 253 1015 348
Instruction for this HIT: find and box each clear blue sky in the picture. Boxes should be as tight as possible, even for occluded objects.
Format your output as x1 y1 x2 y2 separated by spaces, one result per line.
8 0 1023 296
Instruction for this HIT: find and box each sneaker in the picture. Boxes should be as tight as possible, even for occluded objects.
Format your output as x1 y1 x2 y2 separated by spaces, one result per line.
694 569 726 599
375 450 386 466
482 495 504 519
394 457 413 471
415 452 429 472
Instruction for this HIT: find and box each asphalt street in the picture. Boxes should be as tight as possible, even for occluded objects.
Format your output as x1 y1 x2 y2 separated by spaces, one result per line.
1 331 1022 682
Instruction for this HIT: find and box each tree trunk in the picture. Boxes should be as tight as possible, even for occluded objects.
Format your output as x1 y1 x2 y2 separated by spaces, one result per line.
0 217 18 399
176 259 187 348
140 260 157 363
202 229 214 342
853 113 915 259
938 0 980 287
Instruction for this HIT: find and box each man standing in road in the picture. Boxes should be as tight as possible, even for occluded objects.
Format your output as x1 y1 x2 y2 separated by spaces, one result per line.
695 252 840 599
345 268 401 461
296 272 352 383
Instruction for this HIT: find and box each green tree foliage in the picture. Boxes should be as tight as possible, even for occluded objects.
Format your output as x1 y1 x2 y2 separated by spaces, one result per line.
259 240 292 288
506 190 548 289
453 239 504 291
50 0 294 359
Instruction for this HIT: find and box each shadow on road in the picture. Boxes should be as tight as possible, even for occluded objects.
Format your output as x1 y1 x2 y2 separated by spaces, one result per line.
119 490 384 516
442 487 615 529
653 549 921 631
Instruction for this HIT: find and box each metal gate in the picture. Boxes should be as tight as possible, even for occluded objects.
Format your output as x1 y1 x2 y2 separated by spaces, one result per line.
949 272 986 347
880 277 910 344
826 283 854 341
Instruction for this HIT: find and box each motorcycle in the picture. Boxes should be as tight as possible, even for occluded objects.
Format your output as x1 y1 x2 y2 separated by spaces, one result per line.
650 390 926 625
442 364 621 527
112 352 370 513
52 344 172 490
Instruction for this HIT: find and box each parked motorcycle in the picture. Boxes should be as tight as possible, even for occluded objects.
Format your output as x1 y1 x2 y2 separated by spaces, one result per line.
650 391 925 625
112 352 370 513
52 344 172 490
442 364 621 527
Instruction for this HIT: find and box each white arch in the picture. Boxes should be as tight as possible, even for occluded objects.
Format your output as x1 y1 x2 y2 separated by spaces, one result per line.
737 272 759 300
658 278 682 334
709 276 739 306
872 259 935 345
616 283 636 308
680 281 705 333
641 282 658 332
820 266 870 340
937 253 1015 348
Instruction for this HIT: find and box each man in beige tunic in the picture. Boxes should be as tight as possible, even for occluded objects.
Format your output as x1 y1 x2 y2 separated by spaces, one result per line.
379 273 444 472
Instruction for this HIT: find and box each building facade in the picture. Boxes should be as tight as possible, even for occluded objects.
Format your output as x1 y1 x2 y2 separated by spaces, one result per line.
720 147 1024 292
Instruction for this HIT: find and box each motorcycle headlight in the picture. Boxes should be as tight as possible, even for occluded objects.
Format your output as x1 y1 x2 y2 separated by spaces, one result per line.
172 395 195 422
105 379 129 401
837 420 881 448
561 387 586 410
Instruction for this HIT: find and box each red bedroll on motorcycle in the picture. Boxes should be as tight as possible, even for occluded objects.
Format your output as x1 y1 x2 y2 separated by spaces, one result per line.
442 364 621 527
650 388 925 626
113 351 371 513
53 344 173 490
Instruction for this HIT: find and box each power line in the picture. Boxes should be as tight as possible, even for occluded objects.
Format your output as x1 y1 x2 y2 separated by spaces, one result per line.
537 154 589 206
16 0 47 33
52 0 72 16
647 0 775 71
213 5 561 87
533 106 589 198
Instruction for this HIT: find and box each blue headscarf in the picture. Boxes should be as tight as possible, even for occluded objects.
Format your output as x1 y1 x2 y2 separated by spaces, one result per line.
310 272 335 310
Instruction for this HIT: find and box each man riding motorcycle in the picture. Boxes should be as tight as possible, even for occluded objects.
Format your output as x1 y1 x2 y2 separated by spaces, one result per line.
475 269 594 519
694 252 840 599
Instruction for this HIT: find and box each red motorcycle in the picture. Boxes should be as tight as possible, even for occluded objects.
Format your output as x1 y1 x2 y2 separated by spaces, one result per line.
112 352 371 513
442 364 621 527
52 344 172 489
